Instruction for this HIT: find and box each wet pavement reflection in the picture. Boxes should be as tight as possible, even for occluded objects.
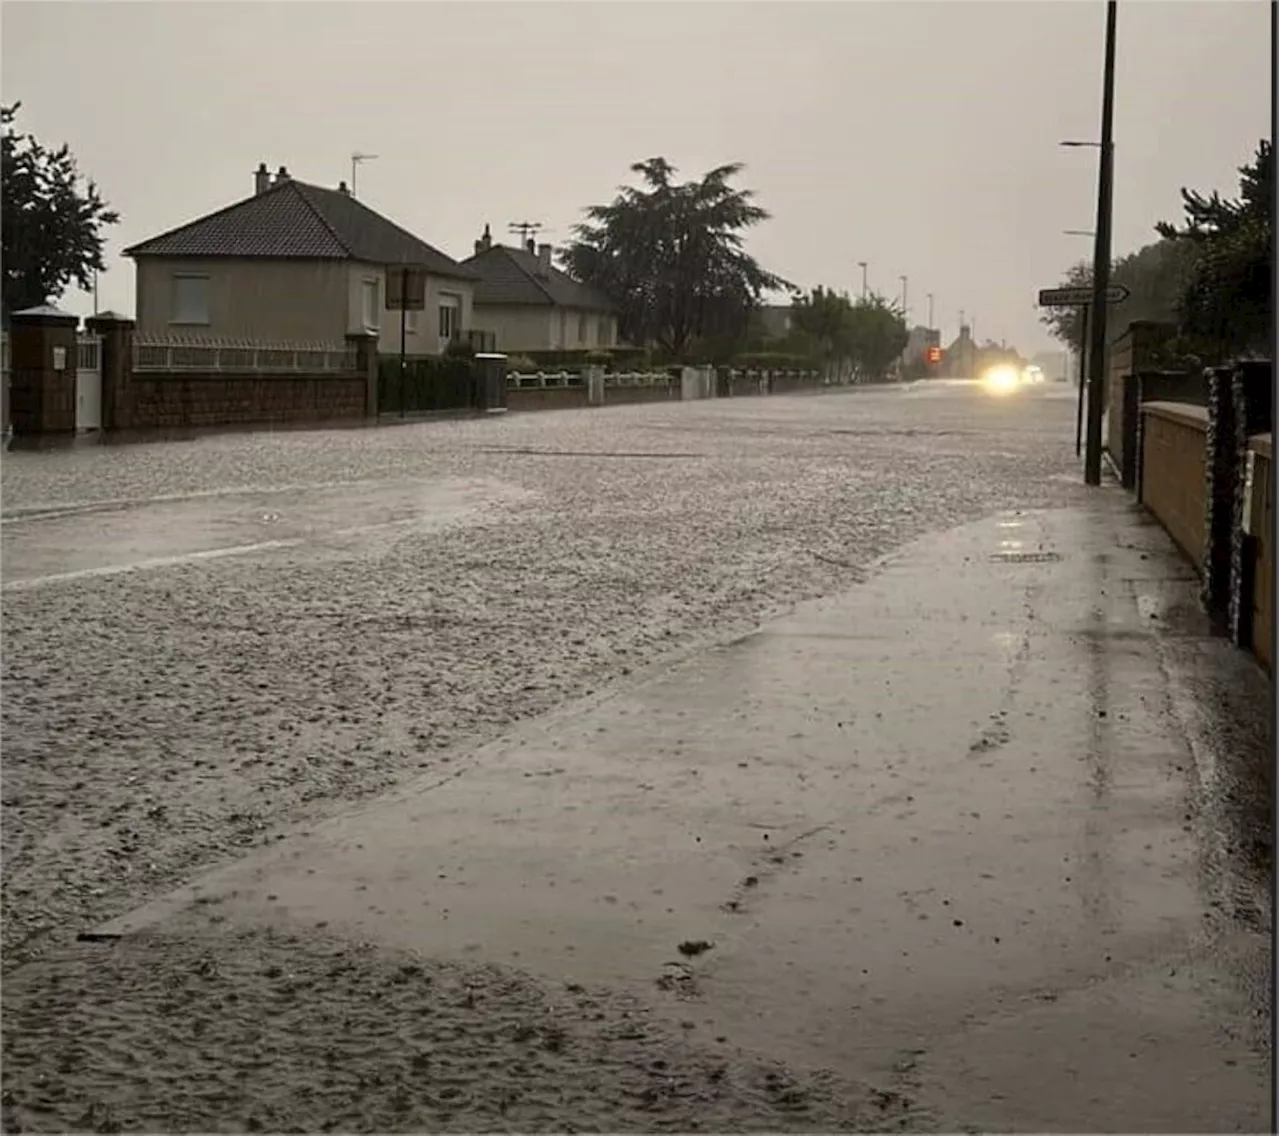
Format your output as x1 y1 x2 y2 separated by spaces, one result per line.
97 494 1272 1132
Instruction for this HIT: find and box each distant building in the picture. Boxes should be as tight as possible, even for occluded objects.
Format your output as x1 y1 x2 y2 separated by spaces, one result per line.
755 303 795 341
901 325 941 368
944 325 979 377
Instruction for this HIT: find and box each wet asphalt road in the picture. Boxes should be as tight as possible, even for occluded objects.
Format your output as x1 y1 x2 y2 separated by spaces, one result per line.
1 382 1271 1132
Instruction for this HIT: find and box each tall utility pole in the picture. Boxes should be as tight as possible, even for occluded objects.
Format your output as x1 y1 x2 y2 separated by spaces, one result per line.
899 275 908 319
857 261 868 299
351 152 378 197
1084 0 1118 486
926 292 935 330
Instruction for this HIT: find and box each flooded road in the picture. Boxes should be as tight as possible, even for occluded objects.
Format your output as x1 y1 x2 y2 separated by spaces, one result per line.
1 385 1269 1132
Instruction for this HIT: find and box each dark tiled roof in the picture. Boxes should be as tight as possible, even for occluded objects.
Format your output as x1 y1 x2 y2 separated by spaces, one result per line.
460 244 615 312
124 179 475 281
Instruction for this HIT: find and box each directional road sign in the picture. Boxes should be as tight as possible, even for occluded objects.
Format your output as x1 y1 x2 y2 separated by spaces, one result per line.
1038 284 1129 307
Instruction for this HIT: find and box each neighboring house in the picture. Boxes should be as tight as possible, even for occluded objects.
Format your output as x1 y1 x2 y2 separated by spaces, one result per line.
944 325 980 377
460 225 616 352
755 304 795 342
124 164 477 355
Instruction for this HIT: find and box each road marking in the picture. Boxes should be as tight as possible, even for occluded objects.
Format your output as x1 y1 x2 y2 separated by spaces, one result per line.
0 517 438 592
1 539 303 591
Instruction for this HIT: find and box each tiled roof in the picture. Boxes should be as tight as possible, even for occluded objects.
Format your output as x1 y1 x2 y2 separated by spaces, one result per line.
124 179 475 281
460 244 615 312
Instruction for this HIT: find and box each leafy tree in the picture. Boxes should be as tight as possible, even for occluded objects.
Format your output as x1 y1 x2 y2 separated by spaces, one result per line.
1155 139 1272 360
790 286 856 366
1039 238 1197 348
846 293 909 381
2 103 119 319
559 158 791 357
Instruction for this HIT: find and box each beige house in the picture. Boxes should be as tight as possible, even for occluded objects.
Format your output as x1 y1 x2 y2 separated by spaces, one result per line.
125 164 476 355
460 225 617 353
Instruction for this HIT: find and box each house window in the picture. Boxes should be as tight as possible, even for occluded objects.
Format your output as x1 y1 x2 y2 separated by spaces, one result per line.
403 307 419 335
362 278 380 331
171 275 210 325
438 294 461 348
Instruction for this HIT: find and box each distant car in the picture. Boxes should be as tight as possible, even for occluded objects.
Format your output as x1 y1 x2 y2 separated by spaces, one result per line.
982 363 1044 395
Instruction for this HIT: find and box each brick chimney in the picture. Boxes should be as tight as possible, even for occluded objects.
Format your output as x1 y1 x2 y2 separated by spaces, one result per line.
526 238 536 255
474 223 492 255
275 165 290 183
537 243 552 269
254 162 271 194
338 180 350 195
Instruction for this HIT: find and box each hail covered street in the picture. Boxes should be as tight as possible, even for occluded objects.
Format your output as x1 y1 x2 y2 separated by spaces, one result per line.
1 383 1269 1133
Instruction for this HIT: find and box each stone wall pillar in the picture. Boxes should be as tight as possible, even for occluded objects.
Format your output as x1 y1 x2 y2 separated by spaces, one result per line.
346 331 379 417
85 312 135 431
584 364 605 406
1202 365 1237 623
8 305 80 436
1228 359 1274 647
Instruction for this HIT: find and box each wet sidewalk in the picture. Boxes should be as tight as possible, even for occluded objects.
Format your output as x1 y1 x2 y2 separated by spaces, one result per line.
97 490 1272 1132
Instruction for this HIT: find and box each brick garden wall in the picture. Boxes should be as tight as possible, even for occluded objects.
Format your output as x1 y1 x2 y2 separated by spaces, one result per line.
606 383 679 406
1140 402 1208 570
506 386 590 413
123 373 368 430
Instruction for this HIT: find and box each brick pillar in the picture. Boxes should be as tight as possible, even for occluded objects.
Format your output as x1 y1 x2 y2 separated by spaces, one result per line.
1202 365 1236 623
8 305 80 435
85 312 135 431
346 331 379 417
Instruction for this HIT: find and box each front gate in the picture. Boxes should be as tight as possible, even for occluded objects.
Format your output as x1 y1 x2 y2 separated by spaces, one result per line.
75 334 103 431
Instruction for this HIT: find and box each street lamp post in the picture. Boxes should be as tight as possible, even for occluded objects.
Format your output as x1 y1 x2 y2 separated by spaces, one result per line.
926 292 935 329
899 275 908 319
1084 0 1118 487
857 261 868 299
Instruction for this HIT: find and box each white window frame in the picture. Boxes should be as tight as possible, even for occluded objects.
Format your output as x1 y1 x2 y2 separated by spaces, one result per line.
170 274 210 326
438 294 461 347
362 278 381 332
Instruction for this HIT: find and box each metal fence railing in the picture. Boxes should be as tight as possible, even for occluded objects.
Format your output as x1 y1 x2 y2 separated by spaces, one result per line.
132 336 357 374
77 334 101 372
507 370 680 389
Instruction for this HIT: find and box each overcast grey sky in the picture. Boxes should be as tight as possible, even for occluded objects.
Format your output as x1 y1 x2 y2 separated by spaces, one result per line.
2 1 1271 352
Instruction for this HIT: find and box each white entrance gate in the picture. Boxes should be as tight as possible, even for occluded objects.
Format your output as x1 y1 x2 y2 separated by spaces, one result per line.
75 334 102 431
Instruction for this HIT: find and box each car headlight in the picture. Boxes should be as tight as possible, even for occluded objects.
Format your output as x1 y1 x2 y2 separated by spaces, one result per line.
983 365 1019 394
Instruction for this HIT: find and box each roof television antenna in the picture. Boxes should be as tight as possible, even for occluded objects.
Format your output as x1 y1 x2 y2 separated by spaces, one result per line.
351 152 378 198
508 220 544 246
